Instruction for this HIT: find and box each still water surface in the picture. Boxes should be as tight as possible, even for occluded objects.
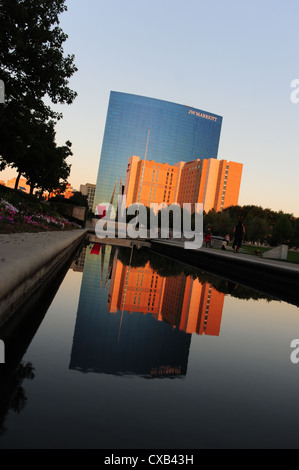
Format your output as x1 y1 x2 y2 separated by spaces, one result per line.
0 240 299 449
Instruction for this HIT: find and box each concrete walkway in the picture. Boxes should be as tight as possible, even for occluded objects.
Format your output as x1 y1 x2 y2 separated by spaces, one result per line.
150 238 299 273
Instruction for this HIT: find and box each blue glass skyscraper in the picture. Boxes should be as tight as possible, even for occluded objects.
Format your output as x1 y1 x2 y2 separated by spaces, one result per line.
94 91 223 209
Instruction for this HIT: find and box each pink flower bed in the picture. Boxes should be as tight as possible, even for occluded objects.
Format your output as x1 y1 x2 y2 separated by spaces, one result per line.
0 198 81 232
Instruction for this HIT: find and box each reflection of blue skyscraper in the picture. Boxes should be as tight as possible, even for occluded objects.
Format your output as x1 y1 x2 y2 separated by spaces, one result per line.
69 245 191 378
94 91 223 209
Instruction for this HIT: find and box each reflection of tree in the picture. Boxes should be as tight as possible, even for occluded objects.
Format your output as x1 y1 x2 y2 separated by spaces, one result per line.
117 245 148 268
117 246 274 302
195 272 273 302
148 252 190 278
0 362 35 436
117 246 198 278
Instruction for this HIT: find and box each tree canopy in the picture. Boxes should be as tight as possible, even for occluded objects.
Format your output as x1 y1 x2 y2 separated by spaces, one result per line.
203 205 299 248
0 0 77 118
0 0 77 192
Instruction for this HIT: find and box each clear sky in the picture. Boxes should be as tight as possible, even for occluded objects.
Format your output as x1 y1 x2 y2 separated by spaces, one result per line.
2 0 299 216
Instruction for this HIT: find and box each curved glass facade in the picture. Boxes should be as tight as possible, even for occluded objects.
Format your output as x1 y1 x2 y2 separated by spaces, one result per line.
94 91 222 210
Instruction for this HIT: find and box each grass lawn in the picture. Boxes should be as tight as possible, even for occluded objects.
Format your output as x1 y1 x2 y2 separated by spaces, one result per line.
239 245 269 256
240 244 299 264
217 242 299 265
286 250 299 264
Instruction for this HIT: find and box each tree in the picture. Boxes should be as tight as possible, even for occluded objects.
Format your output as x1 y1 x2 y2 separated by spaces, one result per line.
36 140 72 196
0 0 77 116
0 0 77 174
222 205 244 222
291 219 299 248
203 209 235 236
271 214 294 246
11 119 72 196
245 216 269 244
68 192 88 207
203 209 218 233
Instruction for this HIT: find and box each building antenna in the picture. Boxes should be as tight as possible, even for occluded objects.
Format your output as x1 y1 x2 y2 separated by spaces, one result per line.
110 177 118 205
144 128 150 161
117 311 124 344
100 244 105 287
118 177 123 197
137 128 150 203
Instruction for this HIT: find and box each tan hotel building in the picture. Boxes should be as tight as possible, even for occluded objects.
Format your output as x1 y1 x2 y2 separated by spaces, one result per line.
124 156 243 212
107 257 224 337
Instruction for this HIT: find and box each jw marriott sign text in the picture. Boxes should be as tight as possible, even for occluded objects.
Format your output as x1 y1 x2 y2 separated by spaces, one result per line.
188 109 218 121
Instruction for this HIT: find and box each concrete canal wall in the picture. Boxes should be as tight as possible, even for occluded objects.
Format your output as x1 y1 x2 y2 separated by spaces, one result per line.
0 229 87 330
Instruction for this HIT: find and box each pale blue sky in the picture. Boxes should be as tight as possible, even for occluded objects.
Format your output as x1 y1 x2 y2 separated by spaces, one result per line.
3 0 299 215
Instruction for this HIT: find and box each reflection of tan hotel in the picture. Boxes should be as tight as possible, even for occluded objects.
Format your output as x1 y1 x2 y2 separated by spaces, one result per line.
108 260 165 317
108 256 224 336
124 156 243 212
162 275 224 336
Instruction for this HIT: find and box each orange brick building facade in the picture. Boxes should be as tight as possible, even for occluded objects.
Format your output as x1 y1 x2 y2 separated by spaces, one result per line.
124 156 243 212
5 177 31 193
124 156 181 207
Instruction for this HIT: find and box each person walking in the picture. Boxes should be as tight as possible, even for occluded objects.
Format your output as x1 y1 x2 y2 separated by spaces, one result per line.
204 227 212 247
233 220 245 253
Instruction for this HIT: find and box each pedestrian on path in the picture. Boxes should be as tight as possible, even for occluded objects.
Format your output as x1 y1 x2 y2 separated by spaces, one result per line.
233 220 245 253
204 227 212 247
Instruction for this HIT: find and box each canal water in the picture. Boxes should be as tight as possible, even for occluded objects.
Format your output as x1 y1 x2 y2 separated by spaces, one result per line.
0 239 299 449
